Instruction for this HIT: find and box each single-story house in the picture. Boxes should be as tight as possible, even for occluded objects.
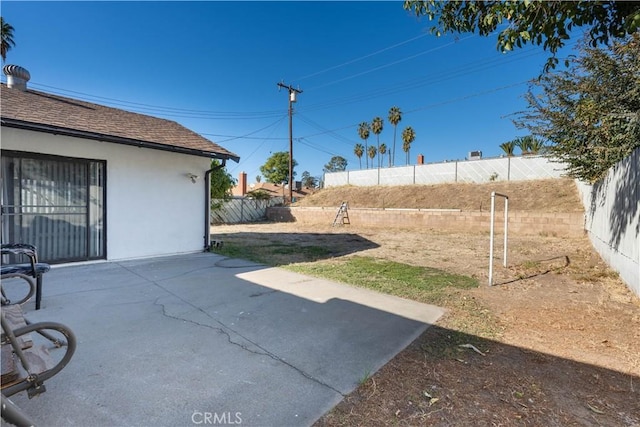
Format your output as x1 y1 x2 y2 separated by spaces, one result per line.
231 172 316 200
1 65 239 264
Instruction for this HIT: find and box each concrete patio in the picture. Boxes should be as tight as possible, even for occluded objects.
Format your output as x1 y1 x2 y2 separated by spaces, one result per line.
6 252 444 426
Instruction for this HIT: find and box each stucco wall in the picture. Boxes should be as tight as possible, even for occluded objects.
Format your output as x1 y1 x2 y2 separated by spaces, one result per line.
266 207 585 237
575 147 640 296
1 127 210 261
324 155 566 187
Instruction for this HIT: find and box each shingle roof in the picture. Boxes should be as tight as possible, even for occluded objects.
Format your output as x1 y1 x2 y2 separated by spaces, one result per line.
0 84 239 162
236 182 316 199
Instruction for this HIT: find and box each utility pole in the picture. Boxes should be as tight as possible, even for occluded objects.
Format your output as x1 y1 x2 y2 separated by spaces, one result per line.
277 82 302 203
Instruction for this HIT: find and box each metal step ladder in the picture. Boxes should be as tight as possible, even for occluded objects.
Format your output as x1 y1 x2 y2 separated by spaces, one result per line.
332 202 350 226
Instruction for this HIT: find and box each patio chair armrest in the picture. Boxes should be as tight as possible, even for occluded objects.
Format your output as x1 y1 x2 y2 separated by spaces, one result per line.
1 243 38 273
1 244 38 258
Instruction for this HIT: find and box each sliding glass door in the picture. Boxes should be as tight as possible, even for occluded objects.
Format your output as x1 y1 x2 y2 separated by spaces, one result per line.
1 151 106 263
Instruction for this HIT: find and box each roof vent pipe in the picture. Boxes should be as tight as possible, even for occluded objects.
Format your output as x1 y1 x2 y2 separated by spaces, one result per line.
3 65 31 91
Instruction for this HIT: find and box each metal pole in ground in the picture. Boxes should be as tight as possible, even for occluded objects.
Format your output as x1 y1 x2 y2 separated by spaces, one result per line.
503 196 509 268
489 191 496 286
489 191 509 286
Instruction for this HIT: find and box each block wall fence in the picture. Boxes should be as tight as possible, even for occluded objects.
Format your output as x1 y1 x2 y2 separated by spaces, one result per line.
323 155 565 187
266 207 585 237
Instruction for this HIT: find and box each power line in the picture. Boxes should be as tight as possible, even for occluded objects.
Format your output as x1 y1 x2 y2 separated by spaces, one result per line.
298 39 577 114
297 137 341 157
296 114 357 146
199 80 530 146
19 40 558 125
292 33 430 82
226 81 532 177
297 47 546 114
13 38 576 156
293 80 530 144
26 82 286 120
204 116 288 143
201 134 288 141
228 116 289 175
405 80 530 114
305 35 476 91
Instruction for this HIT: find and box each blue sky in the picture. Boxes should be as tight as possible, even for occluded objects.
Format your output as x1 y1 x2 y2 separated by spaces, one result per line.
1 1 579 182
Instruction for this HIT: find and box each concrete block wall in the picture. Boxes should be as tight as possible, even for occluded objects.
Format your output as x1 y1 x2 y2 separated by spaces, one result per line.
266 207 585 237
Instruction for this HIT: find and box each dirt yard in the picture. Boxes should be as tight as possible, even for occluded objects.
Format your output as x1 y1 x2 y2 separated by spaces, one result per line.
212 179 640 426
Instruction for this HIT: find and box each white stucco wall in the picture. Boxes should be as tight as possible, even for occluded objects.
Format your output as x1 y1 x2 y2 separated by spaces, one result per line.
324 155 566 187
575 147 640 297
1 127 211 261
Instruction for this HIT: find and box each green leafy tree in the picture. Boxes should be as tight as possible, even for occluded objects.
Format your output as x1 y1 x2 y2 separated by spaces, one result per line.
515 33 640 182
371 116 384 168
354 143 364 169
401 126 416 165
403 1 640 72
323 156 348 173
255 175 261 183
367 145 377 165
379 143 388 167
1 17 16 62
388 106 402 166
260 151 297 184
246 189 271 200
357 122 371 169
499 140 516 157
301 171 319 188
209 159 236 200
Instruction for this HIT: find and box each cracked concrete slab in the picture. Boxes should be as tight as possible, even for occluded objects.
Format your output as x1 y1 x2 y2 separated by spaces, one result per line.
8 252 444 426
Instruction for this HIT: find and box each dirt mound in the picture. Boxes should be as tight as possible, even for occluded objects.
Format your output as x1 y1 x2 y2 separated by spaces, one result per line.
296 178 583 212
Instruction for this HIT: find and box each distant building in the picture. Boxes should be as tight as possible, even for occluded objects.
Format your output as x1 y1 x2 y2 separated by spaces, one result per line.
232 172 315 200
468 151 483 160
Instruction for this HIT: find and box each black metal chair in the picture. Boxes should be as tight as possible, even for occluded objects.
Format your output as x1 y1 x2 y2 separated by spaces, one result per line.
1 243 51 310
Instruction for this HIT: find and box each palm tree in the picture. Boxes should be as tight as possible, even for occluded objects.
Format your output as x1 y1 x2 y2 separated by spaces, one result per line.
499 140 517 157
528 137 547 155
401 126 416 165
371 117 384 168
1 17 16 63
515 136 533 155
367 145 377 166
354 143 364 169
357 122 371 169
379 143 387 167
388 106 402 167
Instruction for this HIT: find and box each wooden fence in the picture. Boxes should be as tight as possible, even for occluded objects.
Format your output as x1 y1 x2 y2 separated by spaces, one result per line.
211 197 283 224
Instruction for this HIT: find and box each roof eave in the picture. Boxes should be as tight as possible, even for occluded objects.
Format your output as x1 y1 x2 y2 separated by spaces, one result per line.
0 118 240 163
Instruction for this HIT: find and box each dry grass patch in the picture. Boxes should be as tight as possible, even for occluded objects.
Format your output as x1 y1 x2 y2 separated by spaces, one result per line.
294 178 583 212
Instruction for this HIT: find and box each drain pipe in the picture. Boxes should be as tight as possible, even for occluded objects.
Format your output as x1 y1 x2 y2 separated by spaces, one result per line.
204 159 226 251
